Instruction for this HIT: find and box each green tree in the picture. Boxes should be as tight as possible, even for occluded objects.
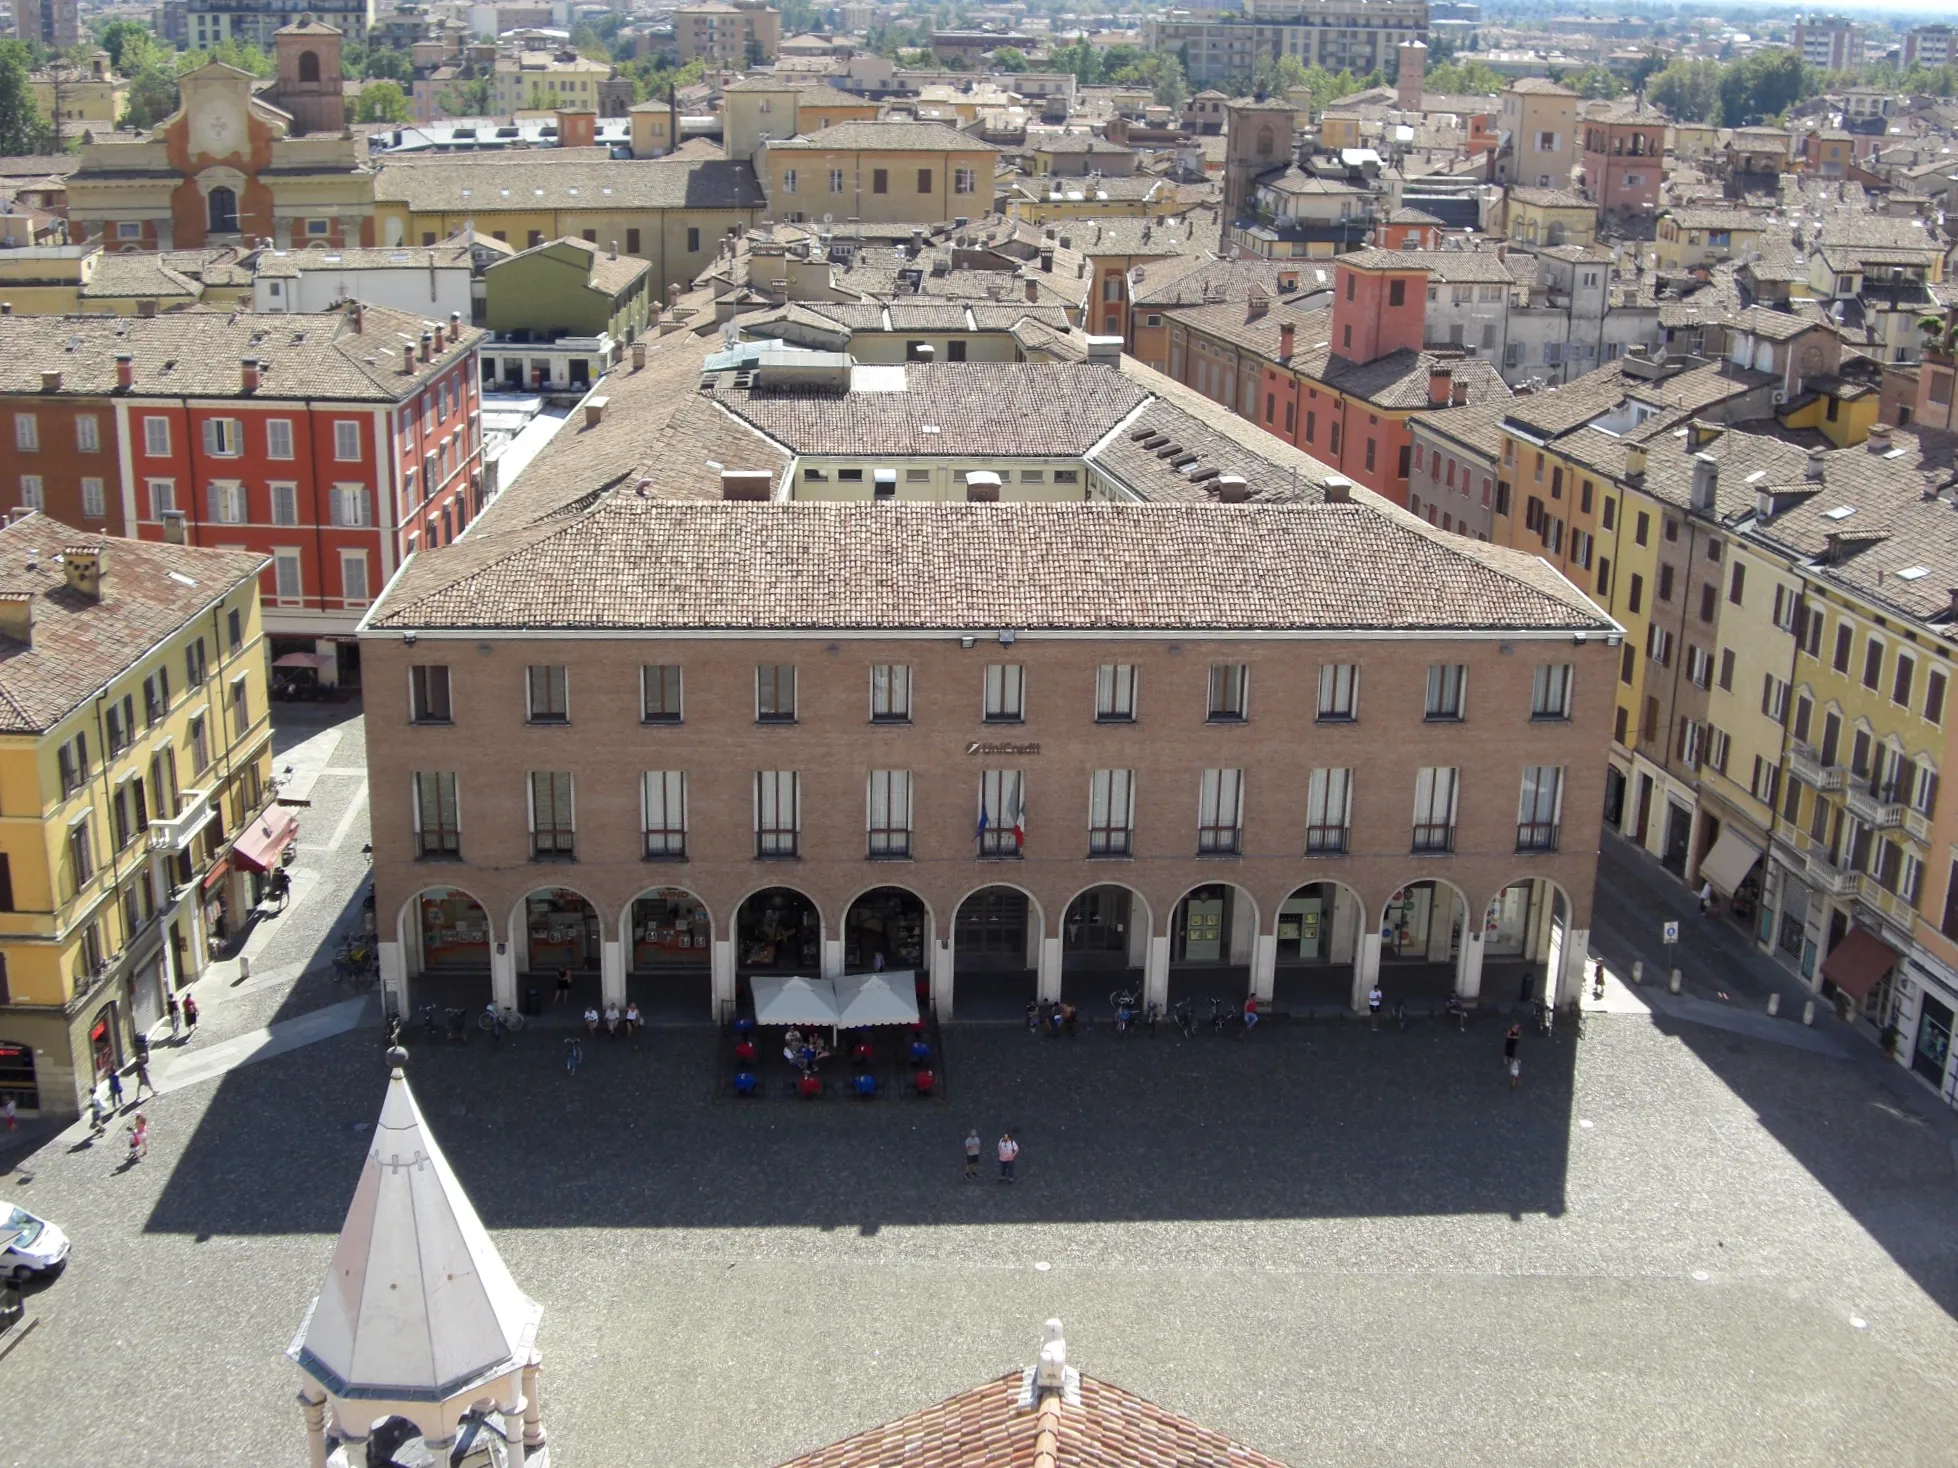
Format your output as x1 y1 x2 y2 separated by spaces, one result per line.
93 19 149 72
1647 58 1721 122
354 78 411 124
1423 58 1506 96
436 73 492 117
990 46 1030 73
1571 65 1622 99
1051 34 1101 86
0 45 53 156
1717 48 1815 125
1252 52 1311 97
1109 49 1187 110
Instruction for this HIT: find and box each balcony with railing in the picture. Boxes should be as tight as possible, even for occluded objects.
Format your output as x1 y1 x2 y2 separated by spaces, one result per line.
1787 740 1844 791
1516 821 1561 852
1804 849 1857 895
1843 779 1905 830
1412 823 1455 854
147 788 213 855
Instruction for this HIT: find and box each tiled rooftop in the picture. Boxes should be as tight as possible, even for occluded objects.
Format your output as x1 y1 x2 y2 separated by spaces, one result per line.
768 120 1000 152
374 155 766 212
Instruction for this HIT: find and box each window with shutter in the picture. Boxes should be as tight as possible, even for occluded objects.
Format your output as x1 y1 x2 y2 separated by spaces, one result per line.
1412 767 1457 851
643 771 686 857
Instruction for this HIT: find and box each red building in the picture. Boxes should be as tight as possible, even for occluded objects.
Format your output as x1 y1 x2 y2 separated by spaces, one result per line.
1579 100 1665 219
0 305 482 680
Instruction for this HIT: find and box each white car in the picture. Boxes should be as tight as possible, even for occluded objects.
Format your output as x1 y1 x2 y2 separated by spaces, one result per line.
0 1202 69 1281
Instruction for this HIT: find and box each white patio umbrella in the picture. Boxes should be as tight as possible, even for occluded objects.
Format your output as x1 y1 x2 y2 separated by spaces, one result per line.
750 975 840 1027
833 971 920 1027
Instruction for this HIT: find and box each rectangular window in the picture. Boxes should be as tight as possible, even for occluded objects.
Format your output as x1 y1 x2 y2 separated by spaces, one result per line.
266 419 293 459
917 168 933 192
340 552 369 604
1635 511 1650 546
17 476 42 511
1658 564 1675 603
330 485 370 527
333 421 360 461
413 772 460 857
978 768 1024 856
144 416 170 456
864 769 911 857
1928 669 1947 726
782 167 797 193
1095 664 1137 722
1719 648 1735 692
185 638 207 687
1627 573 1643 615
1532 663 1572 719
1706 726 1730 775
1761 674 1789 724
104 697 132 757
1413 766 1459 851
57 731 88 796
189 713 209 774
642 664 682 722
1646 624 1673 667
1894 654 1915 708
230 674 249 732
1728 563 1745 604
273 552 302 602
206 482 246 524
1834 624 1853 673
1864 638 1884 692
1197 768 1244 854
984 664 1025 722
1306 766 1351 854
13 413 37 451
1207 664 1249 721
643 771 687 858
526 665 568 723
143 668 170 726
1752 755 1780 806
687 227 700 253
1516 765 1563 850
410 665 451 723
626 228 641 254
756 664 796 722
529 771 575 857
829 168 845 192
202 418 242 457
1318 662 1357 720
68 816 94 892
1425 664 1466 720
1698 581 1716 623
75 414 99 453
1686 646 1713 689
78 477 105 519
870 664 912 722
267 483 297 526
954 167 976 194
1088 768 1134 856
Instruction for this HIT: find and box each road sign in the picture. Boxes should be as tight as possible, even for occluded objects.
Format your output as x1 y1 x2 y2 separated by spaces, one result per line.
1663 920 1680 944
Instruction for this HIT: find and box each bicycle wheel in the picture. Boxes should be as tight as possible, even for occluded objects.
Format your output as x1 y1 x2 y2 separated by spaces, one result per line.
476 1010 496 1032
503 1010 527 1032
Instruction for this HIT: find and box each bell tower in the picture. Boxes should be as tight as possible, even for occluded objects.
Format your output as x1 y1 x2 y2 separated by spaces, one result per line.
1222 98 1297 223
273 14 344 137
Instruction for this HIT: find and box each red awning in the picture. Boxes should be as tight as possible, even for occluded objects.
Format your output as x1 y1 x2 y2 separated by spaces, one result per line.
201 858 230 892
1820 925 1901 1000
231 808 299 874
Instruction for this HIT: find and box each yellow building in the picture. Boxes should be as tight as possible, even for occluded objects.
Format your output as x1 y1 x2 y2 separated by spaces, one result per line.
1653 206 1770 273
0 520 272 1121
0 246 209 315
30 55 126 142
373 154 767 301
719 76 881 164
761 119 998 226
1502 187 1599 248
491 51 611 115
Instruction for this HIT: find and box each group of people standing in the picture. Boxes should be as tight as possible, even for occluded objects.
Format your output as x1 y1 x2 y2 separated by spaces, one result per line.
964 1128 1020 1182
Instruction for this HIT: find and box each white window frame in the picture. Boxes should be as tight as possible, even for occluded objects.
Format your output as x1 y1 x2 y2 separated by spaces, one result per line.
755 770 800 856
266 418 294 460
642 771 687 858
526 664 569 723
13 413 38 452
1532 663 1572 719
273 551 303 602
528 770 575 856
867 769 912 857
1095 663 1137 721
339 550 370 605
270 482 299 526
143 416 170 456
1413 766 1459 851
18 475 43 511
206 481 246 524
1088 768 1134 855
870 664 912 722
978 768 1024 856
80 477 105 518
75 414 99 452
333 420 362 462
330 483 370 527
983 663 1025 722
1425 663 1467 720
1317 663 1358 720
202 418 243 457
413 771 461 856
1306 766 1352 854
641 664 683 722
1197 767 1244 854
1207 663 1249 721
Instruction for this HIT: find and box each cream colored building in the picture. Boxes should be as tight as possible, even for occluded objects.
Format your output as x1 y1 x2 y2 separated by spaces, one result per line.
491 51 611 115
761 120 998 226
30 56 126 141
674 0 780 63
1495 78 1578 190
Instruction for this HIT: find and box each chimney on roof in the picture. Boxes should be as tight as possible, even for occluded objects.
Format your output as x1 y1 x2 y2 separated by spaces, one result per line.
632 340 647 370
1450 376 1468 406
1058 235 1072 251
400 340 416 375
1034 1320 1068 1395
610 240 618 259
1039 246 1054 273
419 331 433 363
350 300 365 334
720 468 773 501
0 303 10 316
161 511 186 544
61 544 103 600
115 352 134 391
136 299 157 318
668 283 680 309
241 357 261 393
1322 475 1353 503
1428 364 1451 406
583 395 609 428
433 322 446 353
40 370 60 392
911 228 925 258
1690 451 1718 512
449 310 461 340
1279 321 1295 360
965 471 1002 502
1807 449 1827 480
1025 276 1039 303
1867 423 1894 454
1085 335 1121 368
1216 474 1251 502
0 592 31 647
1624 444 1647 480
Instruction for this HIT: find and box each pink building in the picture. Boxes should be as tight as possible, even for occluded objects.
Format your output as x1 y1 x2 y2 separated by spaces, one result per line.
1580 101 1665 218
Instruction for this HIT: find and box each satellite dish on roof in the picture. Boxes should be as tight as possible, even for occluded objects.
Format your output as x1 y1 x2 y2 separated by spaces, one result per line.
823 213 833 226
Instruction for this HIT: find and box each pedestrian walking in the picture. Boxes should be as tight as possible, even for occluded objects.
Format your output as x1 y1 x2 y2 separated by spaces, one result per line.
2 1096 14 1132
963 1129 981 1180
132 1032 150 1066
107 1068 125 1109
1698 880 1714 916
126 1112 149 1160
167 995 181 1039
554 966 572 1007
1508 1054 1523 1090
1503 1023 1521 1071
132 1055 156 1100
181 993 199 1037
1446 992 1466 1031
564 1036 583 1074
1368 985 1383 1030
88 1091 110 1138
997 1130 1019 1183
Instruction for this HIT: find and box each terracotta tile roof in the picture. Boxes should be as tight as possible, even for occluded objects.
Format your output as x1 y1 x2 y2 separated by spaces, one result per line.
1501 363 1631 438
1727 305 1828 342
0 307 482 402
374 155 767 213
769 120 1000 152
773 1373 1293 1468
1506 77 1578 96
368 498 1610 634
0 515 267 733
1411 395 1512 461
709 361 1151 456
1506 187 1593 209
252 243 475 278
77 253 201 300
1658 206 1769 230
1624 359 1774 413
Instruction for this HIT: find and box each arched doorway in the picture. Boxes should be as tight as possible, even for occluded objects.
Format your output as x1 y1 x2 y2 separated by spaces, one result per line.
0 1037 38 1114
625 886 712 1023
1168 883 1257 1006
298 49 320 82
398 886 493 1014
1272 880 1363 1013
843 886 929 974
952 884 1041 1020
1061 884 1147 1008
207 186 238 235
1378 880 1467 1006
512 888 602 1017
1480 878 1572 1008
736 887 820 974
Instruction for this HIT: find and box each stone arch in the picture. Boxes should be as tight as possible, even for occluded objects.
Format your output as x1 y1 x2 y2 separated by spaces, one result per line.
1165 881 1261 1006
1059 880 1152 1007
949 881 1046 1020
508 885 604 975
1478 875 1576 1008
298 49 321 83
394 884 495 1014
621 884 714 1021
732 884 823 976
1372 877 1470 1007
840 883 933 975
1271 878 1366 1012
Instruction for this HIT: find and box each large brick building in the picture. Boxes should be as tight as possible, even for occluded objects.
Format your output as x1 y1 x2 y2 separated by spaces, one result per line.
0 305 483 676
359 346 1618 1026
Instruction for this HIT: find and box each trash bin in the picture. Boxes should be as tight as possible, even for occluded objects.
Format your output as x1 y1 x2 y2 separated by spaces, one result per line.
523 987 540 1017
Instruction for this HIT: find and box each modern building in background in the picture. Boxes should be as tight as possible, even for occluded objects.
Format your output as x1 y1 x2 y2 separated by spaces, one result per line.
1903 24 1955 70
0 518 272 1121
1146 1 1429 89
184 0 373 48
673 0 781 65
10 0 79 47
1791 16 1864 72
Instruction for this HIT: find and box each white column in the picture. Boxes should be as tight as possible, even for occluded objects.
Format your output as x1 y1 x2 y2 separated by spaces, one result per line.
1228 890 1255 967
1557 927 1590 1007
1143 933 1170 1011
521 1357 546 1453
821 935 844 979
502 1391 527 1468
600 940 626 1007
300 1390 329 1468
710 939 735 1021
1251 931 1277 1002
1426 891 1455 963
490 942 518 1012
1457 930 1484 1001
930 937 954 1019
1036 936 1063 1003
1353 932 1382 1012
379 940 406 1015
1331 885 1359 964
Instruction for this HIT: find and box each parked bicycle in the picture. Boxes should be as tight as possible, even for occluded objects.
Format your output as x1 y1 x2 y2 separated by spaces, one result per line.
1171 996 1197 1039
478 1004 526 1040
444 1007 469 1044
1110 988 1139 1034
1209 997 1235 1035
417 1004 441 1043
1142 1000 1162 1037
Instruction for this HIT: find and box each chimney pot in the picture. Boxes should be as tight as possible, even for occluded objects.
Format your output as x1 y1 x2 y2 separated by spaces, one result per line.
1279 321 1295 359
1427 365 1451 406
1216 474 1251 502
632 341 647 370
40 369 60 392
1025 276 1039 303
583 395 609 428
1806 450 1827 481
115 352 134 391
419 331 433 363
433 324 446 353
1867 423 1894 453
1624 444 1648 479
0 302 10 315
61 544 103 599
1689 451 1718 512
1322 475 1353 503
0 591 33 648
240 357 260 393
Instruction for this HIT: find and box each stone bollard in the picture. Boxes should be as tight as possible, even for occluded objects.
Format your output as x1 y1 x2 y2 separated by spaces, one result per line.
239 955 251 981
1767 992 1780 1017
1803 999 1816 1027
1632 959 1644 985
1669 967 1682 994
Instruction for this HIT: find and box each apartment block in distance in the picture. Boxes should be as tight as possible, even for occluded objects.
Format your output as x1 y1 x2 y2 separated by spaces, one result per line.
1792 16 1864 71
674 1 781 65
0 517 272 1121
0 306 484 680
1147 0 1428 88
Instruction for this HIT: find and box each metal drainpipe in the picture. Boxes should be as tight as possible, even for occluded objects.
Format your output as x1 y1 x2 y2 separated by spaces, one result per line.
89 687 125 1003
